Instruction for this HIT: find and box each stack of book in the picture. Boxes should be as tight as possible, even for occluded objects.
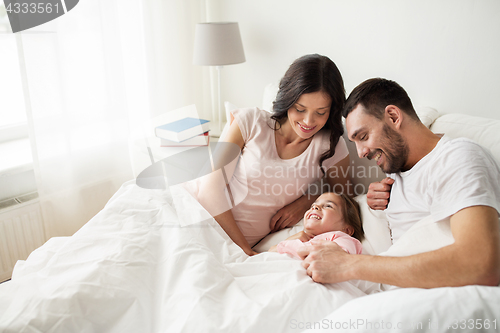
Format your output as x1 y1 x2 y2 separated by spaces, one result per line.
155 117 210 147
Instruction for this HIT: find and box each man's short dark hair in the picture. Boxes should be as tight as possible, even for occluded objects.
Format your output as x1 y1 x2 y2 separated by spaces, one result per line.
342 78 419 121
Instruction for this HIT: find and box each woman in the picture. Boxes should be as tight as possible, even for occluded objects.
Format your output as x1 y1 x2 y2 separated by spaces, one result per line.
202 54 351 256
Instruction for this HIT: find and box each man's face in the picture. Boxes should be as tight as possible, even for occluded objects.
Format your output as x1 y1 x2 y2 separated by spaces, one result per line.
346 105 409 173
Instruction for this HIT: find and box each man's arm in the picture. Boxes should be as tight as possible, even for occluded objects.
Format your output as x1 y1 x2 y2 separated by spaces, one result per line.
298 205 500 288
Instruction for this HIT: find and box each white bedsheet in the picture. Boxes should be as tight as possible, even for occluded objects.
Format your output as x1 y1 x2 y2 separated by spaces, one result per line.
0 181 366 333
2 180 499 333
308 285 500 333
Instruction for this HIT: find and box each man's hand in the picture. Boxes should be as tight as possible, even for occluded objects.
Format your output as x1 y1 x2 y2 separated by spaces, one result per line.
297 240 355 284
367 177 394 210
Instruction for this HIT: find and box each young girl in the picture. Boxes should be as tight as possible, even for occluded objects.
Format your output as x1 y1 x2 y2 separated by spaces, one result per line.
269 192 364 258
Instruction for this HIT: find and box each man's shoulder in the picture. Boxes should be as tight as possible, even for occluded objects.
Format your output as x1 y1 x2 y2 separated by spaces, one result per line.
444 136 486 151
437 136 495 165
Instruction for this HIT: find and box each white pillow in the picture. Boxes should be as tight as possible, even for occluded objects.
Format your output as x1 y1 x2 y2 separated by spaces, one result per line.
414 105 440 128
252 220 304 253
262 83 279 112
430 113 500 165
219 101 239 141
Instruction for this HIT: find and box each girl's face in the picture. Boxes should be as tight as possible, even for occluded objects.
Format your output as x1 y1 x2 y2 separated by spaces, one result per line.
303 193 350 236
287 91 331 140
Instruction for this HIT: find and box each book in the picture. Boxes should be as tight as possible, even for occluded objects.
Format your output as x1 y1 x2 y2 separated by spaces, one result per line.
160 131 210 147
155 117 210 142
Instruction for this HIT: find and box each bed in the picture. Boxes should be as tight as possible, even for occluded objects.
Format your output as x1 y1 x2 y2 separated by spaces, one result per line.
1 88 499 332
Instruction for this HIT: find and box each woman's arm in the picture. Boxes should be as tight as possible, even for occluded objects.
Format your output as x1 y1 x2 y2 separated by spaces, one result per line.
198 118 258 255
215 209 258 256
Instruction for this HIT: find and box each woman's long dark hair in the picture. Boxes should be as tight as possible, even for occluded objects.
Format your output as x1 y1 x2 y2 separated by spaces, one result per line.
271 54 346 174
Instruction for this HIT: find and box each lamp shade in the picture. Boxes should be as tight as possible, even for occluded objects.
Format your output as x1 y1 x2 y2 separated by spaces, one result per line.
193 22 246 66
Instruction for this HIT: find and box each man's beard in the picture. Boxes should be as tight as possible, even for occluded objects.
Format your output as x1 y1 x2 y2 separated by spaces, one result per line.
377 124 409 174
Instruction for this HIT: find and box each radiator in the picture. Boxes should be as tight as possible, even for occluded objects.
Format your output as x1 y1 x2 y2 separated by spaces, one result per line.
0 200 46 282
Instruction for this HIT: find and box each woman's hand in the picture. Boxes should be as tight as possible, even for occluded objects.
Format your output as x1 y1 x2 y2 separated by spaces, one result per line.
270 200 306 232
244 248 259 256
270 192 319 232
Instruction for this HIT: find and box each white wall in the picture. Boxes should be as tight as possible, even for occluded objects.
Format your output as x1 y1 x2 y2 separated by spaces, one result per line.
141 0 211 120
208 0 500 120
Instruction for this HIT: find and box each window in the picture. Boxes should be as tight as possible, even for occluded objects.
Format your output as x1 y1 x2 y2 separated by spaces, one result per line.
0 2 37 205
0 2 28 143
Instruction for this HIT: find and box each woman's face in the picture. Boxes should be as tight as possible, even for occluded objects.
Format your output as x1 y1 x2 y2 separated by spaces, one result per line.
287 91 331 140
303 193 349 236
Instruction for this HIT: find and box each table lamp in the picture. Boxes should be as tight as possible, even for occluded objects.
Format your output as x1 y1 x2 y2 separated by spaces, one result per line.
193 22 246 137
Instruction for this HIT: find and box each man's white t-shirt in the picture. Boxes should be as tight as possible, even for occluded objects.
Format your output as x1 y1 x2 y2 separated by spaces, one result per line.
386 135 500 242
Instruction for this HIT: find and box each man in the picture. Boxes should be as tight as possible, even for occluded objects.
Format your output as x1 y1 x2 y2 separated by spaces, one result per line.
298 78 500 288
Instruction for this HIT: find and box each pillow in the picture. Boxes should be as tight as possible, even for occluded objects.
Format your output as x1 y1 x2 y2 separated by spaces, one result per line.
262 83 279 112
252 220 304 253
219 101 239 141
430 113 500 166
355 194 392 255
414 105 440 128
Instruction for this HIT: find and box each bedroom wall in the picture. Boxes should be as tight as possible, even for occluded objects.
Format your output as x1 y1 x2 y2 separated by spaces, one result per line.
206 0 500 120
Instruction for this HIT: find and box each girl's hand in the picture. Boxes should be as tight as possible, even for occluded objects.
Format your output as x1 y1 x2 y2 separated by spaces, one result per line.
287 231 312 242
268 245 278 252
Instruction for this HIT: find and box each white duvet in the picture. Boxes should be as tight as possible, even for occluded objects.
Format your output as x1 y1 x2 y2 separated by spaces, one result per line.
0 181 365 333
1 181 499 333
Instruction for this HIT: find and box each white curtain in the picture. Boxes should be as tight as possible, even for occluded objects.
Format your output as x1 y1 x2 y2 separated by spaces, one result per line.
18 0 206 238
